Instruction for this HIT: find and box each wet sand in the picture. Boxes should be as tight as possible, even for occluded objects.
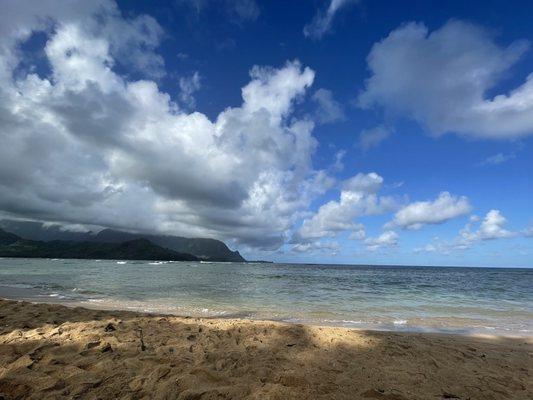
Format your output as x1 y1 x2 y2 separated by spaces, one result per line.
0 298 531 399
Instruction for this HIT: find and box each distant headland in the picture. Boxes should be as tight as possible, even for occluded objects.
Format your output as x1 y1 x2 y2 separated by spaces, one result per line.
0 219 246 262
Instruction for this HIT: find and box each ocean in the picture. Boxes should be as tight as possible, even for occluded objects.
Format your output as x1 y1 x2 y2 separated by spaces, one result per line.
0 258 531 337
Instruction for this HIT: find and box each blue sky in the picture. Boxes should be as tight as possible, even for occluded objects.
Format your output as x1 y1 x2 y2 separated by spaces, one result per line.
0 0 532 266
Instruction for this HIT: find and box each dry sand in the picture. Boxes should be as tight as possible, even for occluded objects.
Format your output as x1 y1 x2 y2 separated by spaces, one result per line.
0 299 531 400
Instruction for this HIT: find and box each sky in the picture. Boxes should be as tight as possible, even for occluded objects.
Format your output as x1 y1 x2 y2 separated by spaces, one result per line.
0 0 532 267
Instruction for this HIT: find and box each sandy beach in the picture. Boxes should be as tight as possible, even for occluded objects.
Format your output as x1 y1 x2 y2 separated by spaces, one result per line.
0 299 530 399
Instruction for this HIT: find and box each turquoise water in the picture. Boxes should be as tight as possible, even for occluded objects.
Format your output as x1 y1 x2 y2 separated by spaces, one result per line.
0 258 531 336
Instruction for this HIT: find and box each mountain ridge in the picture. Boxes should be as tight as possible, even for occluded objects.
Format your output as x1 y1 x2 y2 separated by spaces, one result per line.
0 220 246 262
93 229 245 262
0 229 199 261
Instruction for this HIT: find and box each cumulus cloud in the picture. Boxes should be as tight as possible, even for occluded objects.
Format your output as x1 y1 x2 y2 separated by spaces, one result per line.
390 192 472 230
303 0 358 40
342 172 383 193
358 20 533 139
312 88 345 124
417 210 518 253
293 172 396 242
478 210 515 239
0 0 165 79
364 230 398 251
358 125 392 150
460 210 515 243
0 1 327 250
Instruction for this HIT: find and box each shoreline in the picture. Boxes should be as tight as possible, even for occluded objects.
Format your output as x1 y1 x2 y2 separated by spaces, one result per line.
0 298 531 399
1 256 531 269
2 287 531 339
1 259 531 339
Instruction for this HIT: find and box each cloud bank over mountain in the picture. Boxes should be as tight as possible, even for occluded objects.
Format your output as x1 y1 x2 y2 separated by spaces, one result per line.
0 1 326 250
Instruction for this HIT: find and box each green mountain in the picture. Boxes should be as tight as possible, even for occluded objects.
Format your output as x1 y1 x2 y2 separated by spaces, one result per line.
0 220 246 262
94 229 245 262
0 229 199 261
0 229 20 245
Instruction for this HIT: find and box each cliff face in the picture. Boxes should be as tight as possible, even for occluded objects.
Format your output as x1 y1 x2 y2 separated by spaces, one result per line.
0 220 246 262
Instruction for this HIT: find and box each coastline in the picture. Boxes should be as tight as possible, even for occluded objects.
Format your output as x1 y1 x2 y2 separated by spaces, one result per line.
0 298 531 399
1 257 531 339
1 283 531 338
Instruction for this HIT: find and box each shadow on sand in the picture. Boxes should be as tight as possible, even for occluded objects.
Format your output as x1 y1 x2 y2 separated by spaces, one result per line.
0 299 531 400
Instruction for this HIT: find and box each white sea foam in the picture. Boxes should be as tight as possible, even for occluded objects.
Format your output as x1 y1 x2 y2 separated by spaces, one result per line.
321 319 365 325
1 283 35 289
393 319 408 325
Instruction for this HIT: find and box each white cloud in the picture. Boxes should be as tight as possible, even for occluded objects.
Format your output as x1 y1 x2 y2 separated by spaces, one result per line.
414 243 438 254
413 238 454 255
291 241 340 254
390 181 404 189
364 230 398 251
417 210 518 253
0 0 165 80
242 63 315 123
480 152 516 166
342 172 383 193
303 0 358 40
0 1 326 250
358 125 392 150
478 210 514 239
461 210 515 242
294 172 396 242
42 222 92 233
390 192 472 230
312 88 345 124
179 71 201 108
331 150 346 172
358 20 533 139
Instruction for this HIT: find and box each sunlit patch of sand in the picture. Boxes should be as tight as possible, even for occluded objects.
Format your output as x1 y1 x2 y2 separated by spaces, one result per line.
0 299 531 399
